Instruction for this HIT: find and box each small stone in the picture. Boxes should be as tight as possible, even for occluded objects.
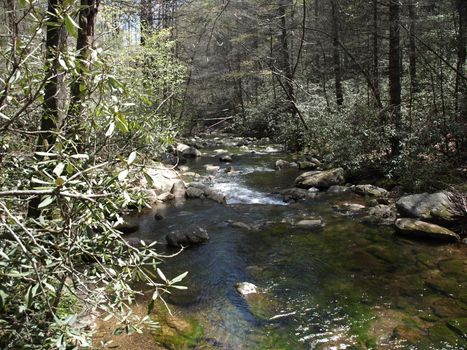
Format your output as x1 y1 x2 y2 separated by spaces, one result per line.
219 155 233 162
296 219 323 229
235 282 259 296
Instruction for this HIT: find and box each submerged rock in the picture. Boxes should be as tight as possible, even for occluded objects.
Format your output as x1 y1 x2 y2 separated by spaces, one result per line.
235 282 259 296
352 184 389 197
396 192 457 223
295 218 324 229
295 168 345 189
219 154 233 162
166 228 209 247
395 218 460 242
229 221 254 231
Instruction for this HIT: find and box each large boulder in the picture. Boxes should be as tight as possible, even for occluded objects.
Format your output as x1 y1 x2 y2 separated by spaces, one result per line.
362 204 396 225
352 184 388 197
177 143 201 158
395 218 460 242
166 228 209 247
185 183 226 204
396 192 456 223
295 168 345 189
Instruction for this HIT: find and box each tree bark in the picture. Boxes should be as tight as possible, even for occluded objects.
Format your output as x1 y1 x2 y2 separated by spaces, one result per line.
29 0 67 218
331 0 343 106
389 0 402 156
454 0 466 159
408 0 417 92
372 0 380 105
67 0 99 149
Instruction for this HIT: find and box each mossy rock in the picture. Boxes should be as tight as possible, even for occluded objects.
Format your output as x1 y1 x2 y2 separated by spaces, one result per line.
392 324 424 344
427 322 465 347
438 258 466 280
153 315 204 350
431 298 467 318
446 317 467 339
425 277 463 299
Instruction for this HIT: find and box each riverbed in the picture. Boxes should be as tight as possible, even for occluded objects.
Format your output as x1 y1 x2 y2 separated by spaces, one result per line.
121 141 466 349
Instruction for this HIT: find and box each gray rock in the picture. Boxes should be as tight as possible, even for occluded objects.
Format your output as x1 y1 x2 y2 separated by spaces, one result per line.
305 156 321 166
362 205 396 225
281 188 318 202
353 184 389 197
396 192 456 223
204 164 220 173
230 221 253 231
171 180 186 198
275 159 298 170
308 187 320 193
296 219 323 229
394 218 460 242
295 168 345 189
219 154 233 162
185 186 205 199
235 282 259 296
166 228 209 247
297 160 318 170
158 192 175 202
177 143 201 158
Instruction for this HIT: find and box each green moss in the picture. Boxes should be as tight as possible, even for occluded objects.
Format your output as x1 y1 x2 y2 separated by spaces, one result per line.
427 322 464 347
153 314 205 349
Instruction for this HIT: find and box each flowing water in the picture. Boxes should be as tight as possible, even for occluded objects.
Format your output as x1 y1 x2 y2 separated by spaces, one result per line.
126 142 466 350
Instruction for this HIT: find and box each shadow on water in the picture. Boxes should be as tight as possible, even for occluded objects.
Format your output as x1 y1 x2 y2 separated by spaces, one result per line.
128 146 467 349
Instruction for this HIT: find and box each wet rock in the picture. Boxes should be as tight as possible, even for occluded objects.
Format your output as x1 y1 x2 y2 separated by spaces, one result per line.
395 218 460 242
154 213 164 220
219 154 233 162
204 164 220 173
275 159 298 170
446 318 467 339
171 180 186 198
308 187 320 193
327 185 350 193
177 143 201 158
396 192 457 223
295 168 345 189
224 166 234 173
235 282 259 296
166 228 209 247
352 184 389 197
229 221 253 231
115 222 139 234
158 192 175 202
333 202 366 214
295 219 324 229
281 188 318 202
362 204 396 225
297 160 318 170
185 186 205 199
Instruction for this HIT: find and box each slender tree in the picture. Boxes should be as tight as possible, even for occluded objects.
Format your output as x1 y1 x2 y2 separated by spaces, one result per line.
389 0 402 156
331 0 343 106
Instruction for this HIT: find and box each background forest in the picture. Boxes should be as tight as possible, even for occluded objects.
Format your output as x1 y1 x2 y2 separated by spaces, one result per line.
0 0 465 348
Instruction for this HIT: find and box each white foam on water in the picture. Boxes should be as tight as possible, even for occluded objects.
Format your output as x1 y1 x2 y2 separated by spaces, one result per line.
212 182 286 205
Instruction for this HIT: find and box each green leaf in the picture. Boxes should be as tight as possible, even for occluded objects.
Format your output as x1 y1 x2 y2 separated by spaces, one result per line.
115 112 129 133
55 176 65 187
105 122 115 137
53 162 65 177
156 268 167 282
143 170 154 186
38 196 54 209
118 169 129 182
127 151 137 165
170 271 188 284
64 14 79 38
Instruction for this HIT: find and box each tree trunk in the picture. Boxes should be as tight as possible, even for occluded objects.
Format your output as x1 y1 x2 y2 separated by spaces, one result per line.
455 0 466 159
408 0 417 92
67 0 99 149
140 0 153 44
331 0 343 106
389 0 402 156
372 0 380 106
29 0 66 217
278 0 295 115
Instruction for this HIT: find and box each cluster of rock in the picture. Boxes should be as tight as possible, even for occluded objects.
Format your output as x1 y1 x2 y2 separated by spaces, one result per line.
285 160 464 243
